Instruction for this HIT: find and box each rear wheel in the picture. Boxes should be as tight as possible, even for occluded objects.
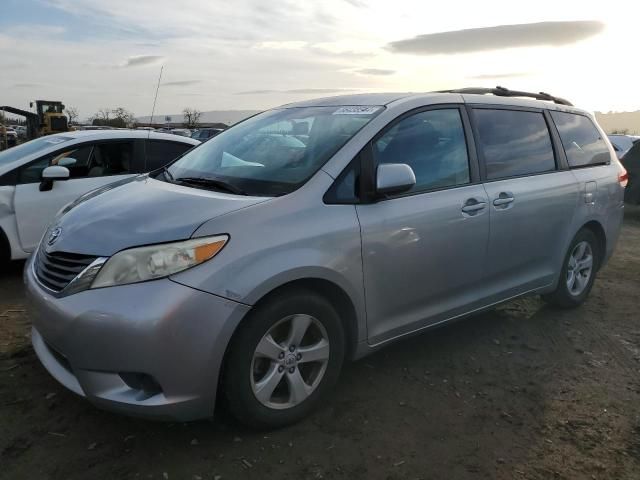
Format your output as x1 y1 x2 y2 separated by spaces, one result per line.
0 229 10 268
223 289 345 429
543 229 600 308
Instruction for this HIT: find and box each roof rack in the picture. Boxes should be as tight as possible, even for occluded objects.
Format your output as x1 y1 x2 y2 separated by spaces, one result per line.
437 86 573 106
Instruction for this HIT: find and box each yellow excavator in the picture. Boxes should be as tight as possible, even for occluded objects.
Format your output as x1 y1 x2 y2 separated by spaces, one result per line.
0 100 69 140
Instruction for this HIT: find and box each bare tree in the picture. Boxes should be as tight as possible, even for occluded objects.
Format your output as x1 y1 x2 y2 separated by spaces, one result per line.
97 108 111 121
183 108 202 129
65 106 79 125
112 107 136 127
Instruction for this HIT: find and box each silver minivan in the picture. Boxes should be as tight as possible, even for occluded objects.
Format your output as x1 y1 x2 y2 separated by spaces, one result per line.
25 88 626 428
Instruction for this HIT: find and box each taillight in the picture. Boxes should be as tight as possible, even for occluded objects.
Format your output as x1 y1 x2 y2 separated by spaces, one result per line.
619 167 629 188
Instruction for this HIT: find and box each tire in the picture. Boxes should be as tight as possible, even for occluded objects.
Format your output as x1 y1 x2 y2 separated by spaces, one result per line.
543 229 600 308
223 288 346 429
0 229 10 268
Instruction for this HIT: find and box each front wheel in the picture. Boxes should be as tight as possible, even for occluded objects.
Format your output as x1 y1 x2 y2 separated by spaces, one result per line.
223 289 345 429
543 229 600 308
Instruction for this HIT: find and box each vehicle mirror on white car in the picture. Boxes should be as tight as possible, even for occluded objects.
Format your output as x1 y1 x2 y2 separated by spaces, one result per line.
376 163 416 196
40 165 70 192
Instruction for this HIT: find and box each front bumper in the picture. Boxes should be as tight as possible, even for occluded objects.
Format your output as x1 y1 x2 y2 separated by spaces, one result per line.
25 257 250 421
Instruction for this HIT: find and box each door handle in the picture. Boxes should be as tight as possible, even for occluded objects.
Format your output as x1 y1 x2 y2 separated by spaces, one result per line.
461 198 487 215
462 202 487 213
493 192 515 207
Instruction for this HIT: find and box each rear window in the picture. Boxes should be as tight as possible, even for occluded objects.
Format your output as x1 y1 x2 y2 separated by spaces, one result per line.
551 112 610 168
473 109 556 180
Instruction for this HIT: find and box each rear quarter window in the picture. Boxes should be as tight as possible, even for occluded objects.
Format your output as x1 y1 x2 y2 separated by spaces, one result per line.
550 112 610 168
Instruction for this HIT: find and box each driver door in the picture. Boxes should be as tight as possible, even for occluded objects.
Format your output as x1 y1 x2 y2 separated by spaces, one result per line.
355 107 490 345
13 141 137 252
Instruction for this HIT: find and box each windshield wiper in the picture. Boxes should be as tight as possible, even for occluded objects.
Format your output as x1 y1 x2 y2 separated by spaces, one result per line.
175 176 248 195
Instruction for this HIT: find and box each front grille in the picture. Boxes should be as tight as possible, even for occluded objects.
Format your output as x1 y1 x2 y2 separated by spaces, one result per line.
35 249 98 293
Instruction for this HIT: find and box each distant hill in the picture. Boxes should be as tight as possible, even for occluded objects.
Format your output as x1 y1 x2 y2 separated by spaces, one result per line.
595 111 640 135
136 110 261 127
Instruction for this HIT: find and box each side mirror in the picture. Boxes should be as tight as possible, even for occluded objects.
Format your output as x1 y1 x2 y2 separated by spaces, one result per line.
376 163 416 196
40 165 70 192
57 157 77 167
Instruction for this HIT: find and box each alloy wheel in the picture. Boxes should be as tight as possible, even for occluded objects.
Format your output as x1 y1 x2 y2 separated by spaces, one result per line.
566 241 593 296
250 314 330 410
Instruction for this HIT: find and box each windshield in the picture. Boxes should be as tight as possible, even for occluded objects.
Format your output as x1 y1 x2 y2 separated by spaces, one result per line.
0 135 74 166
165 106 383 196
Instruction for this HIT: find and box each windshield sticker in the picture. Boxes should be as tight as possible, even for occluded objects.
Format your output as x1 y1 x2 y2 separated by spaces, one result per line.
332 106 381 115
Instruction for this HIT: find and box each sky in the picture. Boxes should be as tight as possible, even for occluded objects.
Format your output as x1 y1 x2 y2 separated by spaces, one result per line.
0 0 638 121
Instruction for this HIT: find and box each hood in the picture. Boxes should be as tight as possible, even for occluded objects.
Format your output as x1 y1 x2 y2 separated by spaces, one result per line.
47 175 270 256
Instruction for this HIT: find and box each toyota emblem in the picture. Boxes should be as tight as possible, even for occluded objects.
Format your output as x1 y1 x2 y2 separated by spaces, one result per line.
47 227 62 246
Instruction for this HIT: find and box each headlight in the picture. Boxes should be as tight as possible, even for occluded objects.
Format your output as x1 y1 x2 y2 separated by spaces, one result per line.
91 235 228 289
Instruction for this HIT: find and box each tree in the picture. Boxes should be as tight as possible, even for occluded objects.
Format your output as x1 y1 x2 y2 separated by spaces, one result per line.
65 106 79 125
91 107 135 127
611 128 629 135
112 107 135 127
183 108 202 128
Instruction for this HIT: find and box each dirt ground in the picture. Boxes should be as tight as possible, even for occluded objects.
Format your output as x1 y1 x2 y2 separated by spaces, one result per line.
2 210 640 480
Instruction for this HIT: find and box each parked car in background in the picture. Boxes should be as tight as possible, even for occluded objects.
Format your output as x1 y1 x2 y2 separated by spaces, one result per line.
25 89 625 429
76 125 113 131
170 128 193 137
1 126 18 148
191 128 224 142
608 134 638 159
0 130 199 262
15 125 28 139
621 141 640 204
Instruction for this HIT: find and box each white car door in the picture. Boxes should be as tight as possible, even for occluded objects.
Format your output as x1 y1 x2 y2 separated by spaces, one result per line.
13 140 136 253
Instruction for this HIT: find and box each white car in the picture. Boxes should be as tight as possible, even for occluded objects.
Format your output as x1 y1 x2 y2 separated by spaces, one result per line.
0 130 199 262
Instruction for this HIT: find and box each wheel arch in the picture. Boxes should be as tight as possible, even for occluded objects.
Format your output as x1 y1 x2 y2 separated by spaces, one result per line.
234 277 361 361
581 220 606 269
216 276 362 413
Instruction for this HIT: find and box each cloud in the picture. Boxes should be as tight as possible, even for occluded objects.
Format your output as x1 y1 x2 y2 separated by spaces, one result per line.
468 72 531 80
235 88 359 95
123 55 164 67
12 83 43 88
162 80 201 87
255 41 307 50
355 68 395 75
343 0 367 7
235 90 278 95
387 21 605 55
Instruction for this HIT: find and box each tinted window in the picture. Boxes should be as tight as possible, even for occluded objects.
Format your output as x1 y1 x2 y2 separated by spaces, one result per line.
552 112 611 168
474 109 555 180
89 142 133 176
17 145 93 184
373 108 470 193
146 140 193 170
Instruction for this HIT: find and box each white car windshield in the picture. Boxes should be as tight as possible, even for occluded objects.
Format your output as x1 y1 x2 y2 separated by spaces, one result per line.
0 136 74 166
165 106 383 196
